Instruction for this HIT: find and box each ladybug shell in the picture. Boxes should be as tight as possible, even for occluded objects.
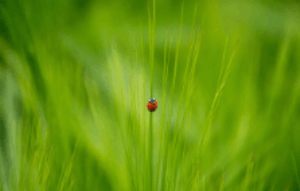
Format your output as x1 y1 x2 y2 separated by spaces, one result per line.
147 100 158 112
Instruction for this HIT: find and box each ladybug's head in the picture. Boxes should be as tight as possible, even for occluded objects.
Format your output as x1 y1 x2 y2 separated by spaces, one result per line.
149 98 156 104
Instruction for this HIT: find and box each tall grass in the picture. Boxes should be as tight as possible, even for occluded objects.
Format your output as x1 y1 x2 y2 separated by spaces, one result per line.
1 0 300 190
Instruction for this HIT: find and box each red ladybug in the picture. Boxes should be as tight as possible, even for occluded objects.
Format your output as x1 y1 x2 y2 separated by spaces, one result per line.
147 98 158 112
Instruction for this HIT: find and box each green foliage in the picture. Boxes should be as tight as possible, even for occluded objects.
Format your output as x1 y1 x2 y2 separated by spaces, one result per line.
0 0 300 190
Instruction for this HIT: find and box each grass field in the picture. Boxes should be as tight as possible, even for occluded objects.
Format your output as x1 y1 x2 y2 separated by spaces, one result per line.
1 0 300 190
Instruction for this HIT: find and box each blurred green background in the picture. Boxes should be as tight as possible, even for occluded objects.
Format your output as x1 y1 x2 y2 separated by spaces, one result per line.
0 0 300 190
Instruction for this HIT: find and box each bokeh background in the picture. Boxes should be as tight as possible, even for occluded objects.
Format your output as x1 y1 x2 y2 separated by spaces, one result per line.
0 0 300 190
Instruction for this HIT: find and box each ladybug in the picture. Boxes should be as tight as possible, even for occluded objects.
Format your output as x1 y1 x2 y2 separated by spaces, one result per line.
147 98 158 112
